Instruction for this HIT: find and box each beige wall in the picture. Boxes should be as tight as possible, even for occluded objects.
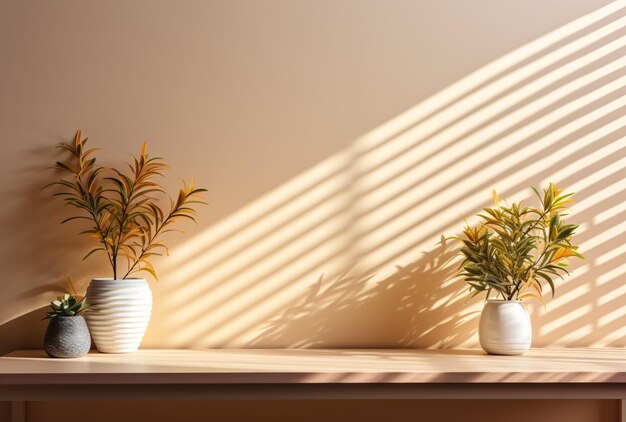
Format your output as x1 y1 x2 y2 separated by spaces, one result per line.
1 0 625 353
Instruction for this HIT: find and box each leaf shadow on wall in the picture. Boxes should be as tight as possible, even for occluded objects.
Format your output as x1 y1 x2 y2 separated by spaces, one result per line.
250 244 474 348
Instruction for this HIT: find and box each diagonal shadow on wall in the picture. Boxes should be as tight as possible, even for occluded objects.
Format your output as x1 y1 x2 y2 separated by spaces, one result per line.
135 0 626 349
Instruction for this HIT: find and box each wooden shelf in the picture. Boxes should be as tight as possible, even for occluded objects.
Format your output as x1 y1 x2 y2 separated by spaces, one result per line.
2 348 626 384
1 348 626 413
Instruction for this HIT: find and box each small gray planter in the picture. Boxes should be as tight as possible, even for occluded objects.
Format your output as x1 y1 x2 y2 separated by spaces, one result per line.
44 315 91 358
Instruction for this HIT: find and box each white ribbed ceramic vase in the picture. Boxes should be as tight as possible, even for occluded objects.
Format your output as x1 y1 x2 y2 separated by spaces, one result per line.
85 278 152 353
479 299 531 355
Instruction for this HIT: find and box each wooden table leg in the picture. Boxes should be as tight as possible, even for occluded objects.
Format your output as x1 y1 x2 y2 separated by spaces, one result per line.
621 399 626 422
11 401 25 422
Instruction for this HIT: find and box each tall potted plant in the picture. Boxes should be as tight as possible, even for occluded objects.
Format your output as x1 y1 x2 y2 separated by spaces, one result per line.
448 183 582 355
48 130 207 353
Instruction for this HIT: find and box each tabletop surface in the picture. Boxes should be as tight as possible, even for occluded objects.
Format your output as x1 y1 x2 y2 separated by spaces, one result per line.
1 348 626 384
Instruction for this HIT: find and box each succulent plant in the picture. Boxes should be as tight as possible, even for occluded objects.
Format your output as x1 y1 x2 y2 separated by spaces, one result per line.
43 293 90 319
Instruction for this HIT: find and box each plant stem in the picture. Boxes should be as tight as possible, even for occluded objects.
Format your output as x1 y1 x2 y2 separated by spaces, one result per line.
88 208 115 274
513 226 553 300
521 208 549 238
113 173 142 279
505 208 551 300
75 173 116 276
122 212 172 279
508 278 523 300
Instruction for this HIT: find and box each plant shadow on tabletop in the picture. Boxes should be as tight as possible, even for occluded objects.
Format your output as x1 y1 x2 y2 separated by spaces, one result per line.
251 244 478 348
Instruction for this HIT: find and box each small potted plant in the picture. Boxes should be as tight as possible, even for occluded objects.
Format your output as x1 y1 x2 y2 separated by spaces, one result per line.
43 291 91 358
47 131 207 353
447 183 583 355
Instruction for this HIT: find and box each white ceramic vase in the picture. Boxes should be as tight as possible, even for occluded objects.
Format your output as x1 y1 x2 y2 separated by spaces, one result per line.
479 299 531 355
85 278 152 353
